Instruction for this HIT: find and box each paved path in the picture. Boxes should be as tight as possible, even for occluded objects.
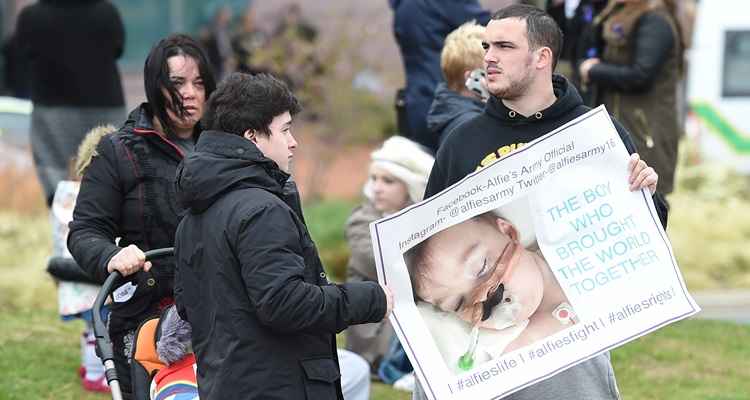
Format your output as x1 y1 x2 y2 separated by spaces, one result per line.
692 289 750 324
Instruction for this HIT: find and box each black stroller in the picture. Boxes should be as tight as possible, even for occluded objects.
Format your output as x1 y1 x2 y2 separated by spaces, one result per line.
87 247 175 400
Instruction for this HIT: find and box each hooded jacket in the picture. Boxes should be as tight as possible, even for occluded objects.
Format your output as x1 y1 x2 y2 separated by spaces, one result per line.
427 75 667 221
389 0 489 146
420 75 666 400
69 103 189 335
426 82 486 153
426 75 639 193
174 131 387 400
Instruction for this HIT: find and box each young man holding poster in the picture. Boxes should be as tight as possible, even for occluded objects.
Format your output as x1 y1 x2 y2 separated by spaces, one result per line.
417 4 667 400
174 73 392 399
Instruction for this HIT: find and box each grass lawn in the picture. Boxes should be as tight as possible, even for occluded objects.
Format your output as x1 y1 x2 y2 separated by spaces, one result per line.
1 208 749 399
611 318 750 400
2 307 747 399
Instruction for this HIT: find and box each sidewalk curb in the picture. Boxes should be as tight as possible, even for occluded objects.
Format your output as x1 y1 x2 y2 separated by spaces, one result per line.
691 289 750 324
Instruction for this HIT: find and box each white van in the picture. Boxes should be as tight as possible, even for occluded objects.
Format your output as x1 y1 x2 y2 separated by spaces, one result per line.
686 1 750 172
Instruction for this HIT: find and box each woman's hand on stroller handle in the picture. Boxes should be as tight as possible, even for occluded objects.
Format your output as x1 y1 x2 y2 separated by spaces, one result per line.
106 244 152 277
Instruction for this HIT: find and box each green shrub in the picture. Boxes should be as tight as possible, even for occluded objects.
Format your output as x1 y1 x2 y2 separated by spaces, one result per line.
304 199 358 281
668 161 750 289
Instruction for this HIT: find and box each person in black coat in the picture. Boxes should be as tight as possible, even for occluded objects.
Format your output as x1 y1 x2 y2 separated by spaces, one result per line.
414 5 665 399
389 0 490 148
1 32 31 98
68 34 217 399
16 0 127 206
174 73 392 400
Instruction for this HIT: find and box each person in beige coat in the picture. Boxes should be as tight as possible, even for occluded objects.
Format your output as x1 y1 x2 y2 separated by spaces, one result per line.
345 136 434 377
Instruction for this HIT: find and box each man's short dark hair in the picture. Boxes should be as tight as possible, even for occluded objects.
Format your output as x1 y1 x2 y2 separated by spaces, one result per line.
492 4 563 70
202 72 302 137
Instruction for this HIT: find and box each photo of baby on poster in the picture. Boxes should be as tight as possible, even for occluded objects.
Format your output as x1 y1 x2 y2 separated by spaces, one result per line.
370 106 700 400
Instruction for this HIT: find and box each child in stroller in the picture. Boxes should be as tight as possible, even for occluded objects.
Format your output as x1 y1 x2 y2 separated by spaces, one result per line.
123 281 369 400
129 304 198 400
151 305 198 399
130 305 371 400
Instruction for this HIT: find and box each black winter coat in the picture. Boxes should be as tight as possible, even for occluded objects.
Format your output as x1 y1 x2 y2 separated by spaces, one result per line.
419 75 668 400
68 103 187 334
389 0 489 146
426 83 485 153
174 131 387 400
16 0 125 107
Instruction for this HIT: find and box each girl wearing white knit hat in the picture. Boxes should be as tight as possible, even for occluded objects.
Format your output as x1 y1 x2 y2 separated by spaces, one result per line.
344 136 434 389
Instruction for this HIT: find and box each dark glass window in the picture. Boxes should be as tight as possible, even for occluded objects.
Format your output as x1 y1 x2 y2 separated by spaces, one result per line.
723 30 750 97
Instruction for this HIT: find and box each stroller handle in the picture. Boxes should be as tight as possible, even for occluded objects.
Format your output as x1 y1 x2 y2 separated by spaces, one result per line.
92 247 174 400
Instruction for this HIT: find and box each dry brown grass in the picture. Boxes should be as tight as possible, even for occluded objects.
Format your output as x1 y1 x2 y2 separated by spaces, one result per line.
668 161 750 290
0 164 46 216
0 212 53 312
0 159 52 311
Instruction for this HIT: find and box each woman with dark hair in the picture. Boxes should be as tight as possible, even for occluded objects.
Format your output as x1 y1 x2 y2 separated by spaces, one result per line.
68 33 216 398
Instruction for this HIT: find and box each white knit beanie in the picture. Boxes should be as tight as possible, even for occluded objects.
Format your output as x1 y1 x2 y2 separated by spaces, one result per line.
364 136 435 204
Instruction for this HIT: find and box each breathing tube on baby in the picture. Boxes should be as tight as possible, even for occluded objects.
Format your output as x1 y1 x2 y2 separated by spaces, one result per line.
458 239 522 371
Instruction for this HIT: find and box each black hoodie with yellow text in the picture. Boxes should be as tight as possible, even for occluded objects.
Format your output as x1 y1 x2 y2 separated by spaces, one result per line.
425 74 667 226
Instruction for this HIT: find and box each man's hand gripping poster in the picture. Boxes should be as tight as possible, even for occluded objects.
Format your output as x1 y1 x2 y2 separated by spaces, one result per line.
370 106 700 400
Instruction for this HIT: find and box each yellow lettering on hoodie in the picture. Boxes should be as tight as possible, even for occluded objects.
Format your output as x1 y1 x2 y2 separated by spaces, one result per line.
476 142 527 171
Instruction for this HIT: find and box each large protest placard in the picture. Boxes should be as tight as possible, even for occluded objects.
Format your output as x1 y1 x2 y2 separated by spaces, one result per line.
370 106 699 400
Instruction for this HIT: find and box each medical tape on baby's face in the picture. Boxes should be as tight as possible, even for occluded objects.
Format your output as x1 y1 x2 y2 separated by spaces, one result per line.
456 240 523 372
464 239 522 326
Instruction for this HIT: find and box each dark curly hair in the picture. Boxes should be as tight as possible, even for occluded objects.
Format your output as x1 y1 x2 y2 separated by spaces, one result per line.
202 72 301 137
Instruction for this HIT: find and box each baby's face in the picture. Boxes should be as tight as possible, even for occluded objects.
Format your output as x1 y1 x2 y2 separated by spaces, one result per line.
416 217 543 329
497 252 544 327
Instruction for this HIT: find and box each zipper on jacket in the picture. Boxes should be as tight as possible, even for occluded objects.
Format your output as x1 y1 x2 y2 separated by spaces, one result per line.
133 128 186 158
